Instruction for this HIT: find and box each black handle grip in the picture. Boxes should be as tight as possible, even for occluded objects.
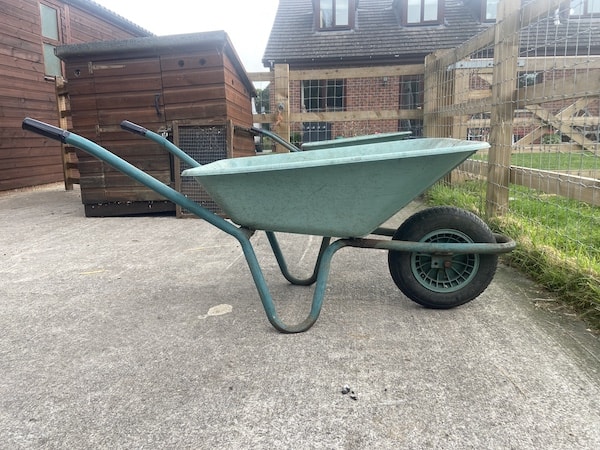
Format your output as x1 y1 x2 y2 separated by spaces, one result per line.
120 120 148 136
22 118 70 143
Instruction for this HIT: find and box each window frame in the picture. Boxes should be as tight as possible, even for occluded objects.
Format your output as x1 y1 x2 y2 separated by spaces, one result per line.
301 79 346 112
316 0 355 31
39 2 63 78
401 0 443 26
482 0 499 22
569 0 600 16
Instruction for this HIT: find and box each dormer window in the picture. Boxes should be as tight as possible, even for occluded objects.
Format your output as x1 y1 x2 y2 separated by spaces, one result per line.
570 0 600 16
462 0 497 23
483 0 498 21
395 0 443 26
317 0 355 30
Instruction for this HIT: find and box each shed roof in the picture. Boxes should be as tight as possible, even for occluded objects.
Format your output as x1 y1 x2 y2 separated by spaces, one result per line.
56 31 256 96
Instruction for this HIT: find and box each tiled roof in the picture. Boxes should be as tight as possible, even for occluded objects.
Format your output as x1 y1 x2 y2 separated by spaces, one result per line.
262 0 490 67
263 0 600 68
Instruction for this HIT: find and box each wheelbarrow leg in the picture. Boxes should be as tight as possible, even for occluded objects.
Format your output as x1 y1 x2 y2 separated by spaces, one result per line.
266 232 331 286
238 236 349 333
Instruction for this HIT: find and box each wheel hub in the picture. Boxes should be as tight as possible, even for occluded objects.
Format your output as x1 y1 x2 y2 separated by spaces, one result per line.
411 229 480 293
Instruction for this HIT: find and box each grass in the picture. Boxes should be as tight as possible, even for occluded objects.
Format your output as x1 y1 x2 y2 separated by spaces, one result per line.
425 180 600 332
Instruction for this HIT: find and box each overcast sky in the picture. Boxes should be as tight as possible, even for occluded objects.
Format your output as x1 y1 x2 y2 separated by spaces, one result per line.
93 0 279 72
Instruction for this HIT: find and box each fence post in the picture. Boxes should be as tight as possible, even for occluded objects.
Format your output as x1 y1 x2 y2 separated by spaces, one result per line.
452 66 471 140
273 64 290 152
485 0 520 217
424 51 455 183
423 51 451 139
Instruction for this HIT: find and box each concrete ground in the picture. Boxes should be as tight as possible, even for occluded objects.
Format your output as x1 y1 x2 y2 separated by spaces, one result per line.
1 184 599 449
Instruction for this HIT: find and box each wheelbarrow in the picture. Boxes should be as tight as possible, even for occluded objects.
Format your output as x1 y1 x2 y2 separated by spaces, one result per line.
22 118 516 333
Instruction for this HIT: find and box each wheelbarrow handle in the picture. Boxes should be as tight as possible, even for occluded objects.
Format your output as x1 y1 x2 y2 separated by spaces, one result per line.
22 118 70 144
21 117 336 334
119 120 201 168
245 126 301 152
120 120 148 137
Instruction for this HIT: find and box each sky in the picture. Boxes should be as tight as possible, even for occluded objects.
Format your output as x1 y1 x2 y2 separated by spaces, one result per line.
93 0 279 73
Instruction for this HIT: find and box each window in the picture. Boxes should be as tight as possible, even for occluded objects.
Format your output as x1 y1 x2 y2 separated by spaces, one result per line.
402 0 442 25
484 0 498 21
570 0 600 15
40 3 62 77
399 76 424 136
302 80 345 112
318 0 354 30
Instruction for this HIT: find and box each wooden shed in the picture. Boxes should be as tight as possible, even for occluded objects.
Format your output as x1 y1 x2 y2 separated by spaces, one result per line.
56 31 256 216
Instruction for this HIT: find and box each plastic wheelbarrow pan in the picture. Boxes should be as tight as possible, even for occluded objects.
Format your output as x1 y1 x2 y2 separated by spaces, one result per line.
183 137 489 237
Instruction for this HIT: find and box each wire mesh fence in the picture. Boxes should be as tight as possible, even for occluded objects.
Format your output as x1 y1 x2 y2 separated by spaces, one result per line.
437 0 600 296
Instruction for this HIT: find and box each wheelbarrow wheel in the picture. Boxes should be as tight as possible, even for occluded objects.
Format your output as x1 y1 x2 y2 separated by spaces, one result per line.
388 206 498 309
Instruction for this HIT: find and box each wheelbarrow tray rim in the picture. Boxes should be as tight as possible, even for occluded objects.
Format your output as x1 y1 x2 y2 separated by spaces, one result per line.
182 137 489 178
182 136 489 237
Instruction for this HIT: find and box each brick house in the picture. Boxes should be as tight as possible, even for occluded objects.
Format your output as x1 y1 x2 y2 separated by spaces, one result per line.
0 0 150 191
262 0 600 143
262 0 495 141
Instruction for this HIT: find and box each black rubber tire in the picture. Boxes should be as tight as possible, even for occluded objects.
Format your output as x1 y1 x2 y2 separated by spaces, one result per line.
388 206 498 309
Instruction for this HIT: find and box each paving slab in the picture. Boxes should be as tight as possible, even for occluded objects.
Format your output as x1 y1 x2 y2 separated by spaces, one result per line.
1 184 599 449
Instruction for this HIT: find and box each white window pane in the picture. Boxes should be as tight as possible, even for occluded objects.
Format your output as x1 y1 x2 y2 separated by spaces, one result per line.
570 0 583 15
43 44 62 76
423 0 438 21
321 0 333 27
486 0 498 20
407 0 421 23
589 0 600 13
336 0 349 26
40 4 59 40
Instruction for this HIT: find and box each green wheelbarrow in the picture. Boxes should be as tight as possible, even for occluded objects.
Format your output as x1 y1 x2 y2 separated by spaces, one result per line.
22 118 515 333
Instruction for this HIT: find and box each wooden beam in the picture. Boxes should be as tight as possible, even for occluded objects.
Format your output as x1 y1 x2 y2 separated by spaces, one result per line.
460 160 600 206
511 166 600 206
289 64 424 81
55 76 79 190
521 56 600 72
525 104 598 151
292 109 423 122
253 109 423 124
273 64 290 151
515 74 600 107
432 68 600 117
228 56 600 86
423 51 454 138
514 126 547 147
486 0 520 217
452 67 471 140
248 72 273 83
433 97 493 118
515 99 586 147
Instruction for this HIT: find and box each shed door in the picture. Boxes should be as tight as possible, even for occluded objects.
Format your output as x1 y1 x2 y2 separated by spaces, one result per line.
88 57 166 135
65 56 172 206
